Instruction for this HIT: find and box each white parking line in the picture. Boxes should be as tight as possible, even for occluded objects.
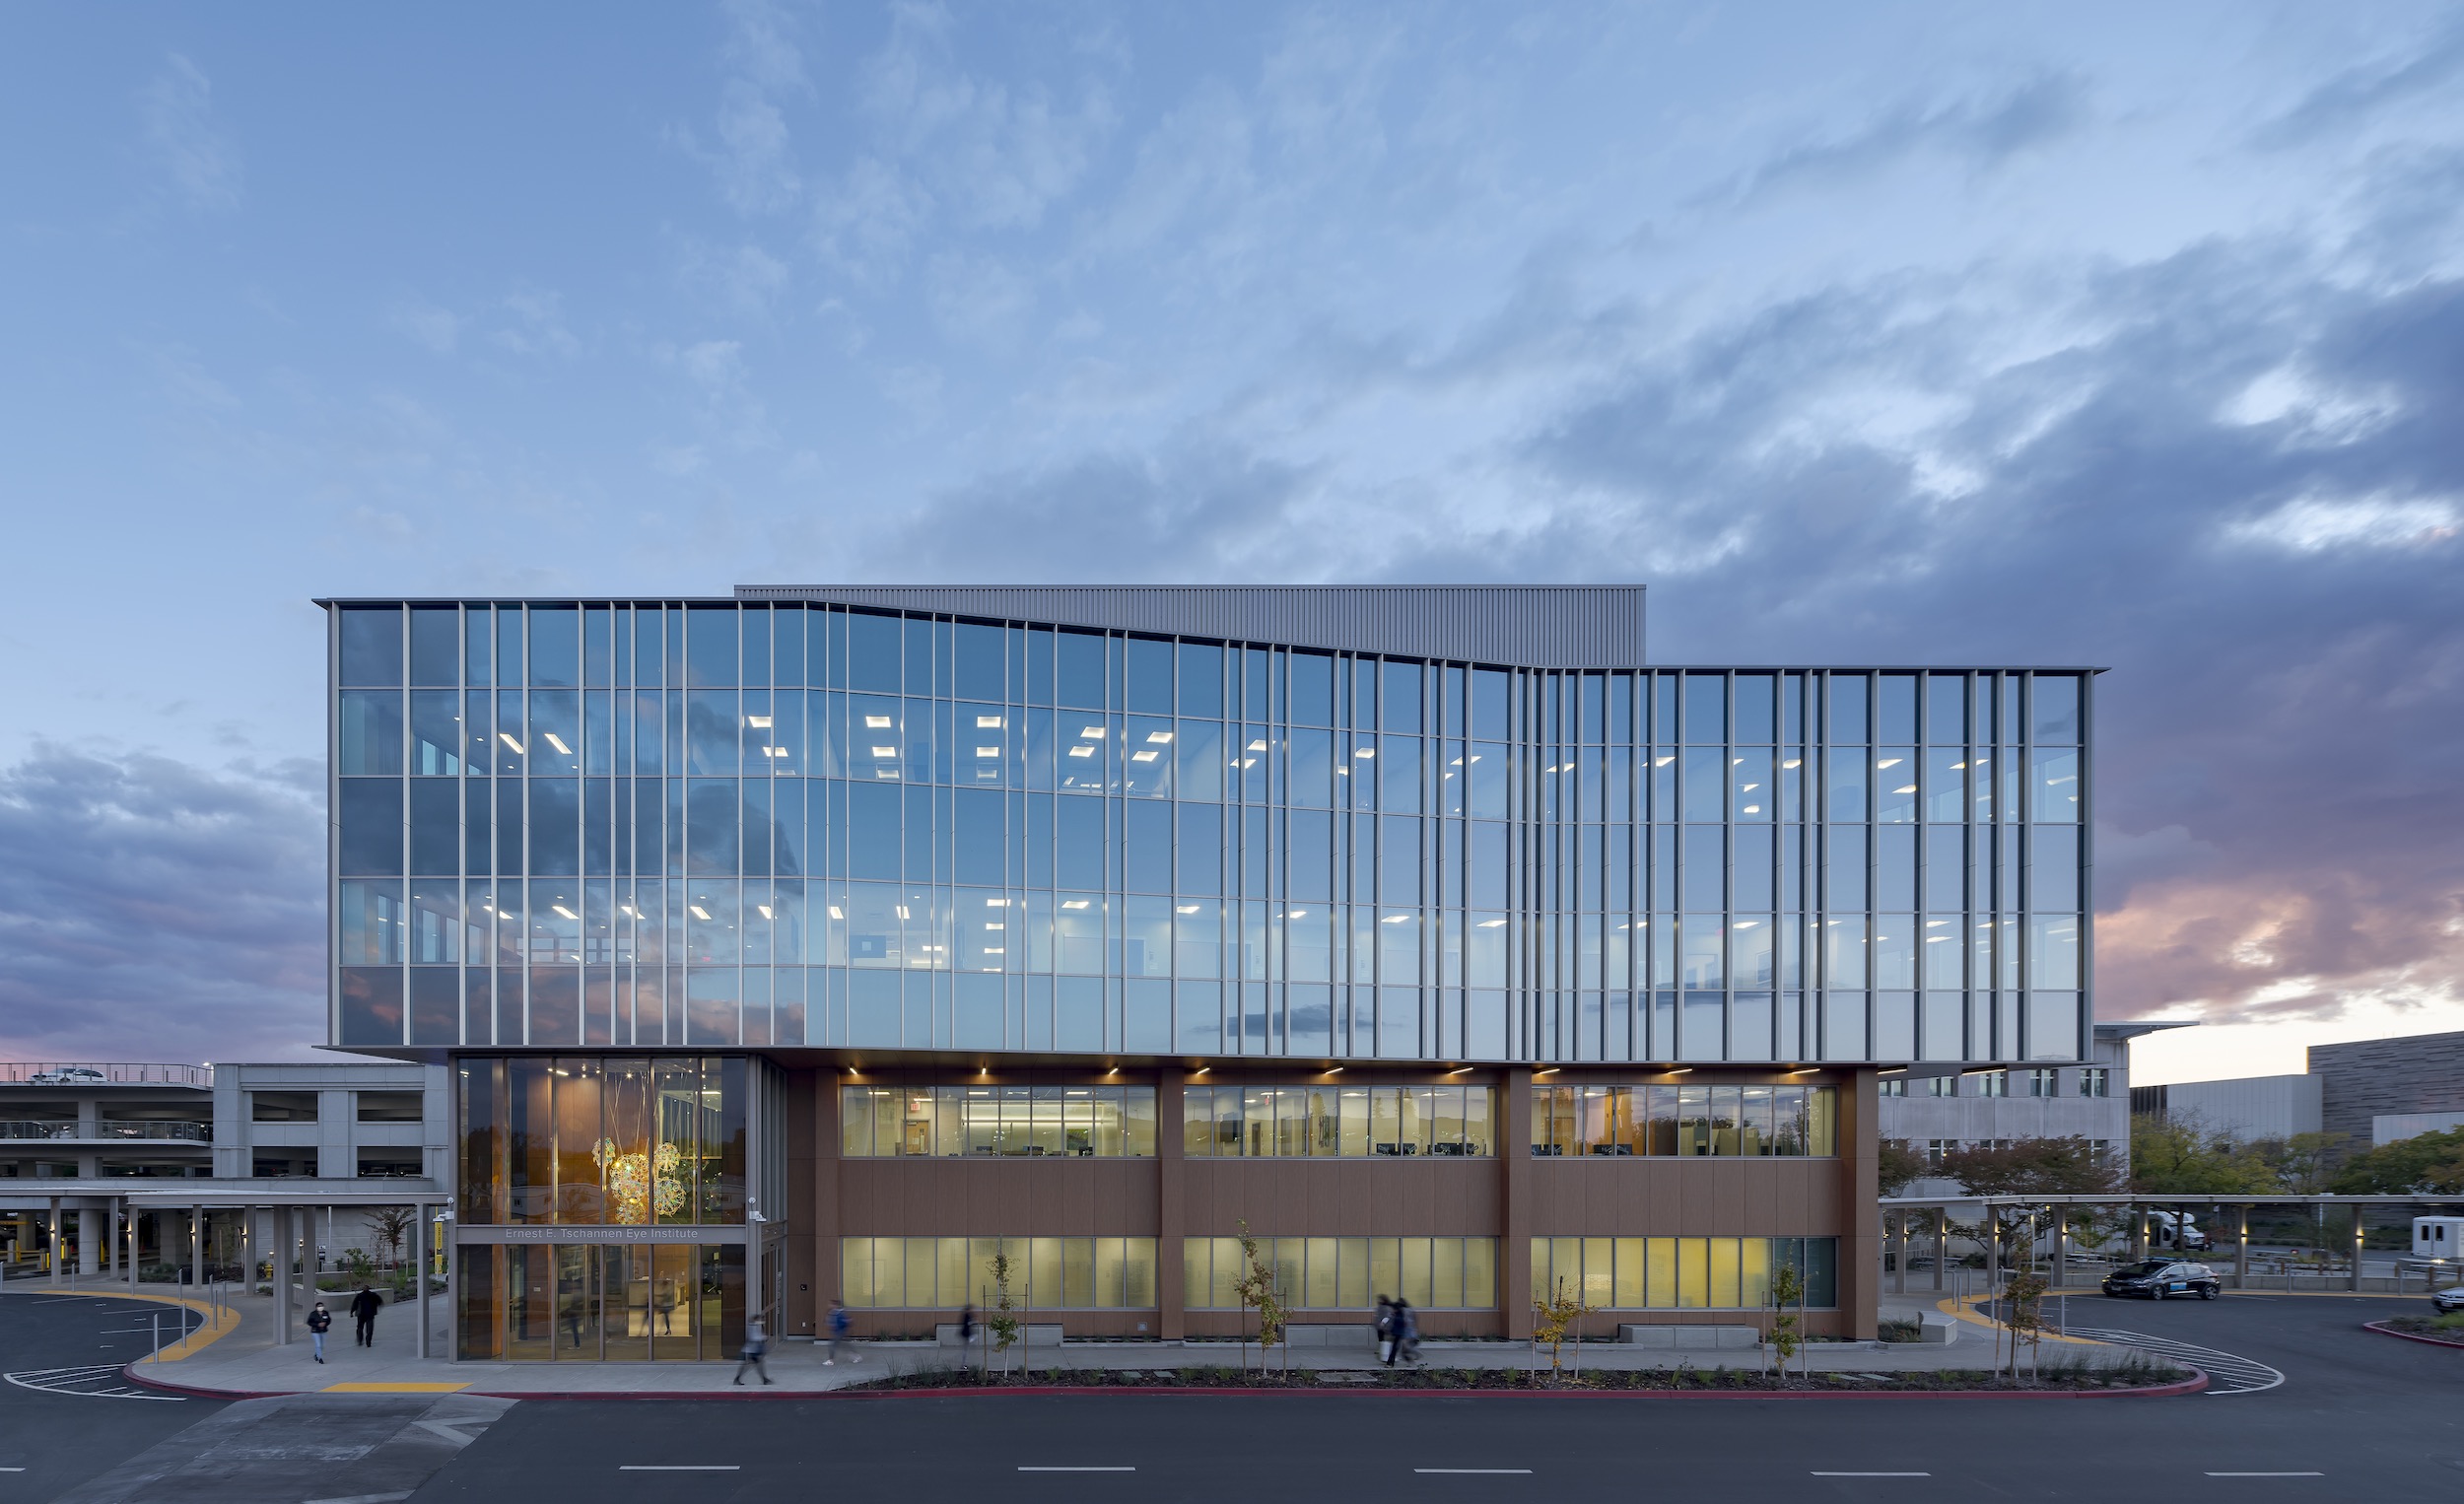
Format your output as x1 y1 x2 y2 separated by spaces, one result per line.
1018 1467 1135 1472
1813 1471 1932 1477
2206 1473 2323 1478
2062 1327 2286 1396
1415 1469 1534 1474
618 1465 740 1471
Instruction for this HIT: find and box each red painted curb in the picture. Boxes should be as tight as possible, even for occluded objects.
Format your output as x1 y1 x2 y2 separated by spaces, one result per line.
460 1368 2208 1402
120 1364 285 1401
2361 1320 2464 1349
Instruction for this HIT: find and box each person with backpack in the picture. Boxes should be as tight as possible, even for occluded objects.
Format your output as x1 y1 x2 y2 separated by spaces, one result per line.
305 1300 333 1363
1375 1295 1398 1366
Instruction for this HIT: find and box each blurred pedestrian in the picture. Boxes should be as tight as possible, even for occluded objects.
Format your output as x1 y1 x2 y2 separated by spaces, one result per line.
306 1300 332 1363
1375 1295 1398 1366
732 1314 774 1385
1394 1297 1420 1366
349 1285 381 1347
825 1298 857 1365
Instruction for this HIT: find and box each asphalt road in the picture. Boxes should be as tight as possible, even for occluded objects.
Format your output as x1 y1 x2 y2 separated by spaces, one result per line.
0 1290 225 1502
5 1291 2456 1502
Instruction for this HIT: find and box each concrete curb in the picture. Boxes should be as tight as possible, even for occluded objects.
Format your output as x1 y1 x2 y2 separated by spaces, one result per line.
2361 1320 2464 1349
120 1362 286 1401
429 1368 2205 1402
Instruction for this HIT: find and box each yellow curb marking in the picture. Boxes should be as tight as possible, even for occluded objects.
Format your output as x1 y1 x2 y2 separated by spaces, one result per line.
1936 1292 2100 1346
322 1382 469 1393
37 1287 241 1362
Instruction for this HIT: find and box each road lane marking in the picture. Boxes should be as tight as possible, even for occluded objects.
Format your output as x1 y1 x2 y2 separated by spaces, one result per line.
1019 1467 1135 1472
5 1365 185 1401
2061 1326 2286 1395
619 1465 742 1470
1813 1472 1932 1477
1416 1469 1534 1474
2206 1473 2324 1477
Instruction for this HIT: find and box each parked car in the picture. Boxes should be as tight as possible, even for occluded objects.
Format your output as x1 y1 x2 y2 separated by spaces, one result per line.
2102 1260 2221 1300
2430 1285 2464 1314
27 1066 105 1086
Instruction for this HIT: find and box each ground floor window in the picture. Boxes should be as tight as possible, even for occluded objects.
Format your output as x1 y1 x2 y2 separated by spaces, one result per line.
456 1242 743 1360
1184 1236 1496 1311
1529 1236 1837 1310
841 1236 1157 1309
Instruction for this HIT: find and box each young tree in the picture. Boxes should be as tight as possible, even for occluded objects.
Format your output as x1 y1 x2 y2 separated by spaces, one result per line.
984 1250 1021 1376
2129 1113 2274 1195
1765 1261 1805 1381
1531 1277 1595 1387
1230 1221 1287 1376
2002 1265 2048 1384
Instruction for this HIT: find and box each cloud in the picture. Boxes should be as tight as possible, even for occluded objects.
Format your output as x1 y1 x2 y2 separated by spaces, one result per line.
679 240 791 318
2260 19 2464 147
388 300 462 355
141 53 242 212
696 0 810 215
0 744 323 1063
1705 72 2087 211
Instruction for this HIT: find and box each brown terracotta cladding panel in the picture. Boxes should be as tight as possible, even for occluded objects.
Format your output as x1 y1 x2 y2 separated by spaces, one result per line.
1523 1160 1843 1237
838 1160 1160 1235
1180 1161 1498 1236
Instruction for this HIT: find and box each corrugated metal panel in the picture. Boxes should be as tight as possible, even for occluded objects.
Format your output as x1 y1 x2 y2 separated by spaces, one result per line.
730 583 1647 667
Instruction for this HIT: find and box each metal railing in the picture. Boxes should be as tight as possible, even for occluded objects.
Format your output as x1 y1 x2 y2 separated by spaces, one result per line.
0 1120 213 1142
0 1062 213 1087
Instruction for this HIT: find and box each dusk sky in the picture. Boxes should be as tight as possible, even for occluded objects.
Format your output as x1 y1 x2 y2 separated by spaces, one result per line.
2 3 2458 1084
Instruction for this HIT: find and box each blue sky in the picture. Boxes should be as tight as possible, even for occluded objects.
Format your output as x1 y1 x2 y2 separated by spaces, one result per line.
2 2 2460 1080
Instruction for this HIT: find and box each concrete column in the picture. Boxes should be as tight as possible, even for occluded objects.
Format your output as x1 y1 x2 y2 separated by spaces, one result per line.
1841 1069 1881 1339
2054 1208 2069 1288
1154 1069 1185 1340
78 1206 102 1276
415 1206 430 1360
2350 1210 2365 1292
273 1205 294 1344
191 1203 206 1288
2234 1206 2249 1287
48 1196 62 1285
1932 1207 1947 1292
2130 1204 2146 1262
1501 1066 1535 1340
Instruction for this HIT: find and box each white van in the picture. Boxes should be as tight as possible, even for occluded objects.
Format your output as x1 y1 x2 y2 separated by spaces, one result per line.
2414 1216 2463 1261
2149 1210 2210 1252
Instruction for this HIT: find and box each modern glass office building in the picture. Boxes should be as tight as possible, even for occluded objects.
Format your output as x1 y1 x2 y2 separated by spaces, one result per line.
321 584 2092 1356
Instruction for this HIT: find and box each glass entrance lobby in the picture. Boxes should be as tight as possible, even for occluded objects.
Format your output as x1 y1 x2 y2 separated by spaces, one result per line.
457 1240 744 1361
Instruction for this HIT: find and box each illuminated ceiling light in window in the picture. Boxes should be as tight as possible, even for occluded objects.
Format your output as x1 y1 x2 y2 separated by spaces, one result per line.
895 906 911 919
1951 761 1967 771
982 948 1003 957
1741 783 1760 791
689 905 712 921
871 746 898 758
977 715 1003 728
1146 730 1173 744
1927 935 1951 943
1062 899 1091 911
1286 909 1309 920
1080 726 1106 739
1733 757 1744 766
1246 739 1266 753
1067 745 1095 758
1877 757 1902 769
1783 758 1802 769
1895 784 1918 794
542 732 573 756
977 746 1000 758
1654 755 1674 766
865 715 892 729
499 733 524 754
1380 914 1409 923
827 906 844 920
746 715 772 728
1353 747 1374 759
1742 804 1761 813
985 897 1007 907
552 904 578 920
985 923 1004 931
1175 905 1200 915
1734 919 1759 929
757 905 774 921
1130 750 1160 763
1476 919 1507 928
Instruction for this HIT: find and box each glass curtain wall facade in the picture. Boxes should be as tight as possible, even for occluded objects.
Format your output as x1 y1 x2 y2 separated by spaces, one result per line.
329 599 2088 1067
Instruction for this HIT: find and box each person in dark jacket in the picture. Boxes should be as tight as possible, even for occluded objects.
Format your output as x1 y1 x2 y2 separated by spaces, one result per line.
349 1286 381 1347
732 1316 774 1385
1375 1296 1398 1366
1393 1298 1420 1366
306 1301 333 1363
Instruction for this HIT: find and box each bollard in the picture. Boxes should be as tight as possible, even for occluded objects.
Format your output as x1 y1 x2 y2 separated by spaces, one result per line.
152 1312 161 1359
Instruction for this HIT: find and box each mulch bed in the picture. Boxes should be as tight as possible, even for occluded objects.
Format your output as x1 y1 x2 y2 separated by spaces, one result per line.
835 1361 2187 1395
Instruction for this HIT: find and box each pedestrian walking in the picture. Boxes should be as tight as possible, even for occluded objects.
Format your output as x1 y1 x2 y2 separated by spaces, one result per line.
958 1303 976 1356
306 1300 333 1363
1375 1295 1398 1366
824 1298 857 1365
1394 1297 1420 1366
349 1285 381 1347
732 1315 774 1386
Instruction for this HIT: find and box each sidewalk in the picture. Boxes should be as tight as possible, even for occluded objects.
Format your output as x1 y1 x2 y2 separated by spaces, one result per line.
53 1280 2158 1399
